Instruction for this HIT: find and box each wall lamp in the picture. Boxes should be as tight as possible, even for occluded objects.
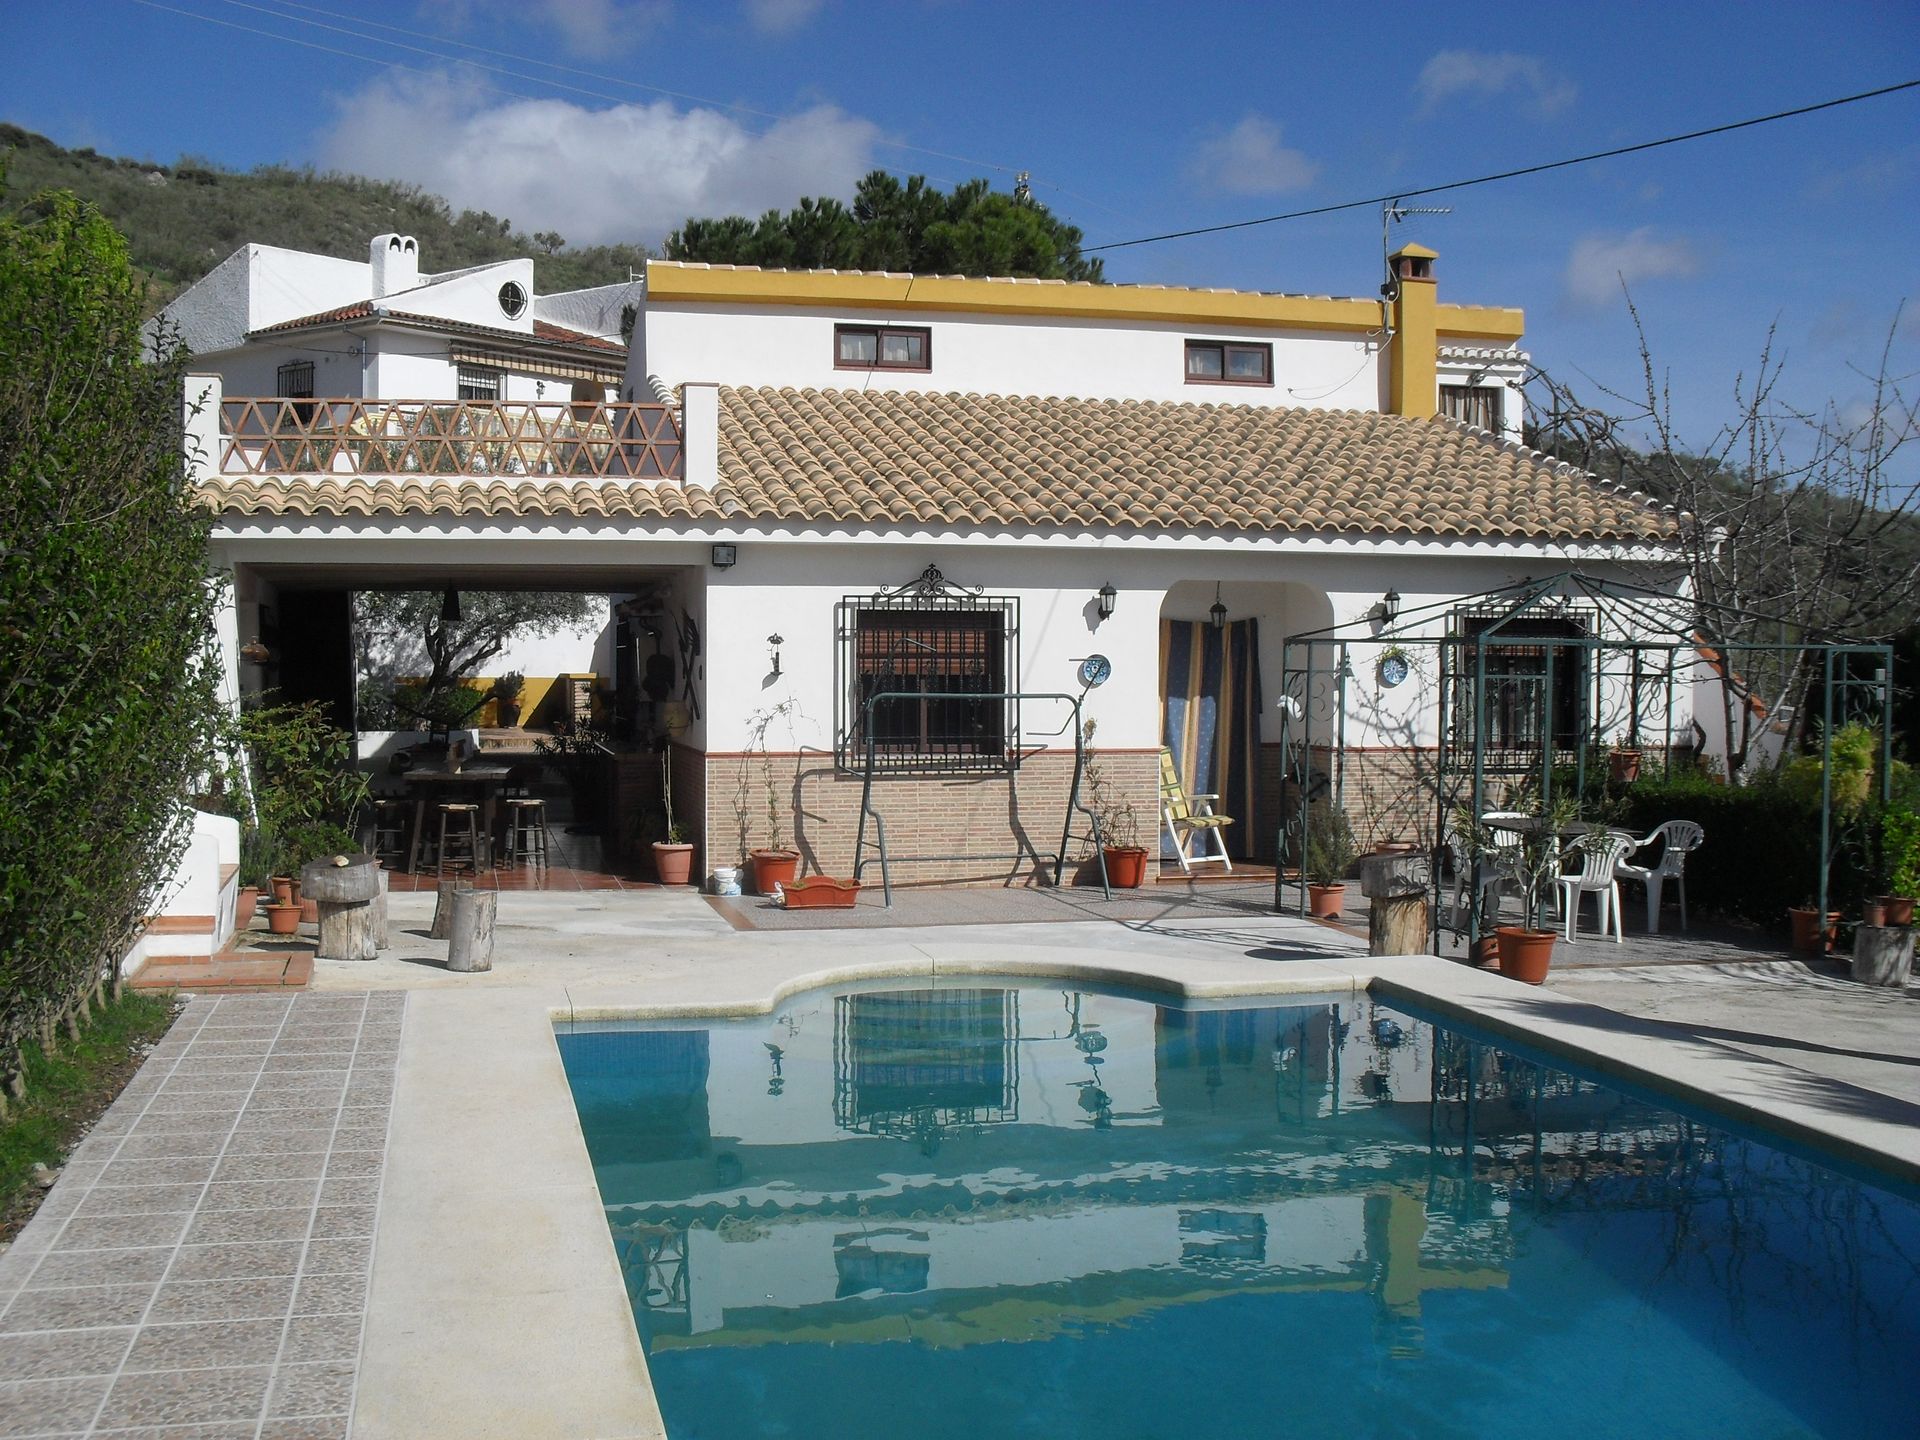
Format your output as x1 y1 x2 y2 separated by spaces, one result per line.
767 633 783 678
239 636 274 666
1369 588 1401 626
1096 583 1117 621
711 543 738 569
1209 582 1228 632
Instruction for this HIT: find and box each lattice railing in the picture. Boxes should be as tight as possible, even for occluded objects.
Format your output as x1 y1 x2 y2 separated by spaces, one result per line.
218 399 683 480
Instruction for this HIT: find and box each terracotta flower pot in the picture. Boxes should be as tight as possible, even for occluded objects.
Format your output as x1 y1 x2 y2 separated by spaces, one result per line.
1862 899 1889 928
1468 933 1502 968
1102 846 1149 889
750 848 800 896
1880 895 1916 927
1307 882 1347 919
1495 926 1556 985
652 842 695 886
782 875 862 909
298 896 319 925
270 875 296 907
264 903 302 936
1788 906 1841 954
1608 749 1643 784
235 886 261 930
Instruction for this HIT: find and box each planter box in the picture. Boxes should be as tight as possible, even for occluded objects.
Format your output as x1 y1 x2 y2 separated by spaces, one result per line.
782 876 861 909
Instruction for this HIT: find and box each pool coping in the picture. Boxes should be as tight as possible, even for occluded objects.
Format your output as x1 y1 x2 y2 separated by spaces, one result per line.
350 942 1920 1439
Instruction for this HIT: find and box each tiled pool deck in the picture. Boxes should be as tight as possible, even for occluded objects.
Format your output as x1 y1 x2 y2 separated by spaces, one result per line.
0 991 402 1439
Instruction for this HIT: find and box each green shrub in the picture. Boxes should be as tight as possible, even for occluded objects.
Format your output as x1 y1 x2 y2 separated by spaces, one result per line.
0 188 219 1079
1880 804 1920 897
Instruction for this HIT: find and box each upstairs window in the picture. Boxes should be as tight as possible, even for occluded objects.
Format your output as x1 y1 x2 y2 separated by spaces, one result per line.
835 324 931 372
457 365 502 402
1441 384 1504 431
276 360 316 424
1185 339 1272 386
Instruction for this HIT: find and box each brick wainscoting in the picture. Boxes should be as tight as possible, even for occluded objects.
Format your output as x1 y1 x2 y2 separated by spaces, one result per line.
700 749 1161 886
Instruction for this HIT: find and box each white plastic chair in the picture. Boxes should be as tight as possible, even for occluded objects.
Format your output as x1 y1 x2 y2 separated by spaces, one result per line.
1613 820 1705 934
1468 812 1529 925
1556 831 1639 942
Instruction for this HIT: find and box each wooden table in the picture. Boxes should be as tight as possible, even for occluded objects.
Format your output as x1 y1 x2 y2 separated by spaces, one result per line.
401 766 512 873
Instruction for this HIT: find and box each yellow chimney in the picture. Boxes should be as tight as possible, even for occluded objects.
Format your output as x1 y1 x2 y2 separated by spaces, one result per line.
1387 243 1438 418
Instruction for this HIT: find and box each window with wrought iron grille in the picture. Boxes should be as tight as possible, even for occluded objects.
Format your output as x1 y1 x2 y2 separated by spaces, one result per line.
1450 611 1590 771
1441 384 1503 431
456 364 502 402
275 360 316 425
836 569 1018 773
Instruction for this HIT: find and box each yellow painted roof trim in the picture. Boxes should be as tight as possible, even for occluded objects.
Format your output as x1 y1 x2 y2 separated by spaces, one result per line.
648 260 1523 340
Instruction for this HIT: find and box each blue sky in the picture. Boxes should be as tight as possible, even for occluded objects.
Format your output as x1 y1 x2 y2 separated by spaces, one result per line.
7 0 1918 456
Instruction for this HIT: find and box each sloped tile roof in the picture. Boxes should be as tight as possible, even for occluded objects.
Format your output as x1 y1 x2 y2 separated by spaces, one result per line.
249 302 623 353
200 476 724 520
716 387 1680 540
196 386 1678 541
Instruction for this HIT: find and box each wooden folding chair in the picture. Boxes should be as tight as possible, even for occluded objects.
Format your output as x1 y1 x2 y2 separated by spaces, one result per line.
1159 748 1234 874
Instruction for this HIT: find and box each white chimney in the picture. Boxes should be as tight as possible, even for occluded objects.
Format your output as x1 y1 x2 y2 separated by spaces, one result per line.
369 234 419 299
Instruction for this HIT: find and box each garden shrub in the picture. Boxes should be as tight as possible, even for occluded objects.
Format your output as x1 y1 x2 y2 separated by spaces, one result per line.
0 188 219 1087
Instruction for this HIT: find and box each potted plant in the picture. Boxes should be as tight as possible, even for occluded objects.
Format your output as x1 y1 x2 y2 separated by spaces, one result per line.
236 819 277 930
1082 720 1149 888
1607 745 1643 785
738 700 801 895
1789 901 1842 954
1462 792 1586 985
283 820 359 923
1878 802 1918 926
651 746 695 886
1304 802 1357 918
536 715 615 833
491 671 525 728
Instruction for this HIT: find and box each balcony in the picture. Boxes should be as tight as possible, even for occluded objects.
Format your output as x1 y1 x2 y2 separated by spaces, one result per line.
214 397 684 482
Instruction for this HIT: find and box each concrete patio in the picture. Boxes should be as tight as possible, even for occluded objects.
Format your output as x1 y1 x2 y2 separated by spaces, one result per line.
2 887 1915 1438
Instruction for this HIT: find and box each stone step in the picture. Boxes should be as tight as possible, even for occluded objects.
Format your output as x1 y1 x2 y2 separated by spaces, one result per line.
128 949 314 992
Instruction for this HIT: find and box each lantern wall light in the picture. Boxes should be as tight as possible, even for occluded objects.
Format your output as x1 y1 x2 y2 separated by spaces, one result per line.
1096 583 1117 620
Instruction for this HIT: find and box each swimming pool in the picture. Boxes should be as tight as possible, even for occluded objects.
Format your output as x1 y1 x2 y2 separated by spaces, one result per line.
558 983 1920 1438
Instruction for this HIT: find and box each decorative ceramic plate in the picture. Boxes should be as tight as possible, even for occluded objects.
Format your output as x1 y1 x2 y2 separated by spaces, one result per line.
1378 653 1410 688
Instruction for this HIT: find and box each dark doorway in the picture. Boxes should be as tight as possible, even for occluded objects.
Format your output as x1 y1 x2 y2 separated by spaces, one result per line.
273 589 354 731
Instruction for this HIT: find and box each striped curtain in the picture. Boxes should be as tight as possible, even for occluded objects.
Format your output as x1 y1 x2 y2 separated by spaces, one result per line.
1160 619 1262 858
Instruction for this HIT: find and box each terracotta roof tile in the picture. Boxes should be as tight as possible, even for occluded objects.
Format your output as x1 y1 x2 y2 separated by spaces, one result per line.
713 387 1680 541
196 386 1680 541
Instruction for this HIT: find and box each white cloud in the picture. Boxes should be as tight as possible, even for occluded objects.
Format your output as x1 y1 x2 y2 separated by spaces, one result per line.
1416 50 1576 117
317 71 882 246
1563 228 1701 309
1186 115 1318 196
744 0 825 34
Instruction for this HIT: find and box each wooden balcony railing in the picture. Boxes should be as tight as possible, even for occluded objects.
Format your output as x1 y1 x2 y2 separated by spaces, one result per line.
218 399 684 481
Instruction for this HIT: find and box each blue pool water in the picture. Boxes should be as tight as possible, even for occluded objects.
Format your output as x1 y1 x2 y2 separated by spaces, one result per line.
557 985 1920 1439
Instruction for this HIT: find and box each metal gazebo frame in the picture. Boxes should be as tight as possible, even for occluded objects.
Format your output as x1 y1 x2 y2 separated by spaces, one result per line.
1275 571 1895 949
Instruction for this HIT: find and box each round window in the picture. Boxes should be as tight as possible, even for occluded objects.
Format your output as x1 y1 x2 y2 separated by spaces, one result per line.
498 281 527 319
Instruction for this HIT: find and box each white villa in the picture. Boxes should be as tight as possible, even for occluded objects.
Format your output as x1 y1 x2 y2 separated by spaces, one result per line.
166 233 1684 886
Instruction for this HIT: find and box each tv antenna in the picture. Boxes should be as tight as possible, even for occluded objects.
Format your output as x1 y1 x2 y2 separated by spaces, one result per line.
1381 199 1452 255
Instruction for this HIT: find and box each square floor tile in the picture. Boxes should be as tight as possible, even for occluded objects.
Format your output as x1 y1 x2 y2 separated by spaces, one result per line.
0 1374 111 1437
50 1212 191 1252
122 1316 286 1372
0 1326 133 1380
170 1241 305 1282
222 1131 333 1158
185 1208 313 1245
201 1178 321 1213
289 1270 365 1317
147 1274 294 1324
96 1156 216 1188
299 1238 371 1277
0 1284 153 1334
96 1363 273 1429
73 1183 205 1219
308 1206 375 1240
212 1152 328 1184
25 1247 173 1289
267 1359 355 1419
280 1312 362 1365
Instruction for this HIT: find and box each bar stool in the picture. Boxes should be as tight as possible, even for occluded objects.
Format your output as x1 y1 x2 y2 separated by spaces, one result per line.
504 797 550 867
370 798 410 866
437 802 484 879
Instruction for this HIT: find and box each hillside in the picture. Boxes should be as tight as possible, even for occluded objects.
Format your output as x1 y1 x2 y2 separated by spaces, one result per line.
0 124 651 311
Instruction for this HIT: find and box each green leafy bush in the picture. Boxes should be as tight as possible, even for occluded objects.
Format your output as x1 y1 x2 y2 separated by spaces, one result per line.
0 188 219 1078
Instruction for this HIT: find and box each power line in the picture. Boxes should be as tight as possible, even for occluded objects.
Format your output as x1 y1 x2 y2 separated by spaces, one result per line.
1084 79 1920 254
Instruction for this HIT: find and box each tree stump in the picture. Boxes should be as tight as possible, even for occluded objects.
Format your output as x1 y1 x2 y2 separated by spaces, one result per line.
430 880 470 940
300 855 382 962
447 889 496 973
1359 852 1431 957
1851 923 1915 987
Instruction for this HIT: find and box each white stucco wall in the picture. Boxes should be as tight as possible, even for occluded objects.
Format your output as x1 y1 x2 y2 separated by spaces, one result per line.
536 282 641 342
643 302 1387 409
